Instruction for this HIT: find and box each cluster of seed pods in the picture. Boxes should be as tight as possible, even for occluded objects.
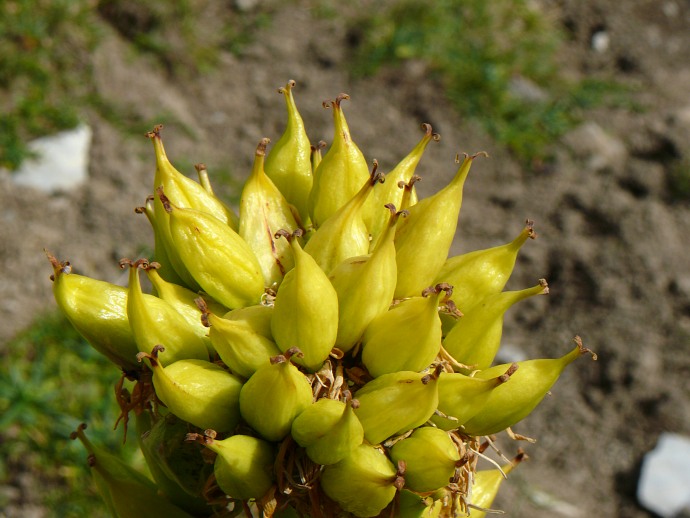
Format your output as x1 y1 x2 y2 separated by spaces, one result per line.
48 80 595 518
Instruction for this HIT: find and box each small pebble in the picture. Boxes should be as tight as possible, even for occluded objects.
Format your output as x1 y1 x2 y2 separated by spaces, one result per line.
9 124 92 193
637 433 690 518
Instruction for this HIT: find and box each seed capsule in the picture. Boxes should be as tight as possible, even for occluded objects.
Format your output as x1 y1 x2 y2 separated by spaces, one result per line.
394 152 485 299
364 123 439 248
435 220 537 314
389 426 460 492
194 162 214 194
311 140 326 175
328 205 401 352
443 279 549 372
148 126 238 290
320 443 402 518
46 252 140 370
397 490 443 518
123 259 208 366
187 431 274 501
150 203 201 291
135 412 212 516
240 138 300 287
264 80 313 224
198 298 281 379
431 365 517 431
148 124 238 228
398 175 421 213
308 94 370 227
467 451 526 517
354 369 440 445
135 196 186 286
71 423 193 518
139 346 243 433
291 394 364 465
361 284 451 377
144 263 225 357
461 337 596 436
239 348 314 441
304 164 384 275
222 303 274 336
271 230 339 372
158 188 265 309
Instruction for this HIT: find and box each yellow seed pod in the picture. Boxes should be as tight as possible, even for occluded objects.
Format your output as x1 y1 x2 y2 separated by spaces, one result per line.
303 165 383 275
238 348 314 441
139 345 243 433
147 125 239 290
364 123 439 248
264 80 313 224
158 188 265 309
311 140 326 175
197 298 281 379
354 369 440 445
468 451 526 517
394 152 485 299
462 337 597 436
144 263 226 357
443 279 549 372
328 204 401 352
271 230 339 372
239 138 300 288
436 220 537 314
46 251 140 371
431 365 517 431
320 443 402 518
291 394 364 466
397 490 443 518
148 124 238 228
361 284 451 377
389 426 461 492
134 412 211 516
135 196 186 287
222 303 274 336
398 174 421 213
186 431 274 502
308 94 370 227
123 259 208 366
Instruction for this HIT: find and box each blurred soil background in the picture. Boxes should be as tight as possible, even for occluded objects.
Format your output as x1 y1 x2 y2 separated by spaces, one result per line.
1 0 689 517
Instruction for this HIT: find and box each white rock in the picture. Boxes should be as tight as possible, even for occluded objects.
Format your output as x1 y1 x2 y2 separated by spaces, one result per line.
235 0 258 11
9 124 92 193
637 433 690 518
591 31 610 53
663 1 680 18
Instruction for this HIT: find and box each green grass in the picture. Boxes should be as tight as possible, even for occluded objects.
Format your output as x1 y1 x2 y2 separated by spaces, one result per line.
0 0 98 169
0 312 144 516
348 0 635 166
0 0 271 171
